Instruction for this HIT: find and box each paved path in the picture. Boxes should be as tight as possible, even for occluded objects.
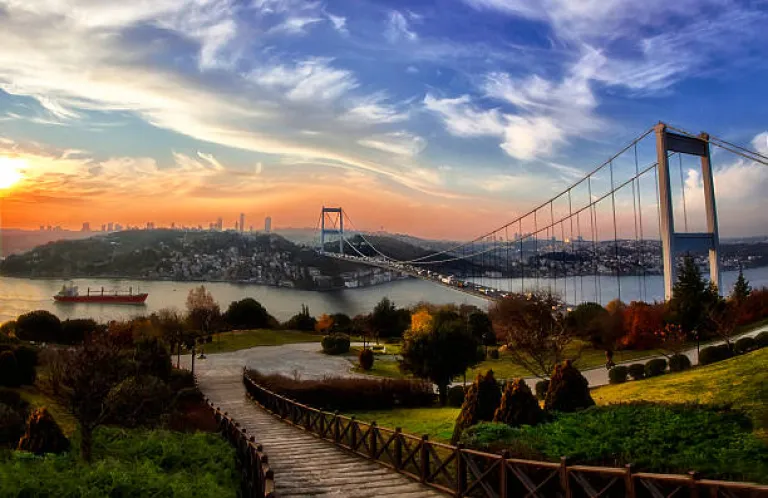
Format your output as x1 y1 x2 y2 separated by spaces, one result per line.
196 369 445 498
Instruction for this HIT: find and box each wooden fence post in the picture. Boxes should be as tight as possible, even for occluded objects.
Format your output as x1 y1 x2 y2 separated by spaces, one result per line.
625 464 635 498
560 456 571 498
350 416 357 449
688 471 700 498
370 422 377 459
456 443 466 498
394 428 403 471
499 450 510 498
420 435 429 483
333 412 340 443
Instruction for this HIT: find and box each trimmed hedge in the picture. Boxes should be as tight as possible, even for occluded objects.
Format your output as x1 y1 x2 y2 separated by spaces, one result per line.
668 354 692 373
358 348 374 371
321 334 350 355
644 358 667 378
735 336 757 354
608 365 628 384
244 370 434 411
628 363 645 381
756 331 768 348
699 344 733 366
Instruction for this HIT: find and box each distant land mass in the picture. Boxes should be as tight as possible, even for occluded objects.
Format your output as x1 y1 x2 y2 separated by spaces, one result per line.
0 230 412 290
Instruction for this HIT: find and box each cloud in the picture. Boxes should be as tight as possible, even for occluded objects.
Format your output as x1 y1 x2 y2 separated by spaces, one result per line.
341 94 410 125
752 132 768 157
252 57 358 102
423 95 506 137
385 11 418 43
269 17 323 35
358 132 427 157
325 12 348 34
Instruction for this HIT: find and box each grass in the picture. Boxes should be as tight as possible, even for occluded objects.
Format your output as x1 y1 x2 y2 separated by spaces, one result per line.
200 328 321 354
14 385 77 437
347 407 460 442
0 427 238 497
593 347 768 437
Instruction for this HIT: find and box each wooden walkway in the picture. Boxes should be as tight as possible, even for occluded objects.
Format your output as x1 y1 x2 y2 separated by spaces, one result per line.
199 373 446 498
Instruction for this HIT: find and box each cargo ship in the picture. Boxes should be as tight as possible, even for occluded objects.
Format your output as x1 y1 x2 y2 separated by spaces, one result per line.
53 285 148 304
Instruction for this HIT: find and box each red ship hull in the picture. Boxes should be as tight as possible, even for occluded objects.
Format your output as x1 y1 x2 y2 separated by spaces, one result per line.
53 294 148 304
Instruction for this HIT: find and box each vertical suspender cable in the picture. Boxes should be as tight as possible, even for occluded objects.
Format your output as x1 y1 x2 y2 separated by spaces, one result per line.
550 201 556 295
635 143 647 302
534 210 539 292
588 176 601 303
679 154 689 232
610 160 621 303
519 219 524 294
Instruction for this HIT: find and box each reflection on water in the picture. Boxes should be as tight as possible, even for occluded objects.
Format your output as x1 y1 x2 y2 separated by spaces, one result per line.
2 266 767 324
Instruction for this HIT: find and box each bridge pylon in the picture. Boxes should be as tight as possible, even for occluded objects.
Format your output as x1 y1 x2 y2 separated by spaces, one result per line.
319 207 344 255
655 123 721 300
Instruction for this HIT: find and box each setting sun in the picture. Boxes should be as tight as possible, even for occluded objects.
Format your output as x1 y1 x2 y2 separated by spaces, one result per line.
0 157 25 189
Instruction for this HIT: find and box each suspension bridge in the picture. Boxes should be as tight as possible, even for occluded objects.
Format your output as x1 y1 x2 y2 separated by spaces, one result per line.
315 123 768 306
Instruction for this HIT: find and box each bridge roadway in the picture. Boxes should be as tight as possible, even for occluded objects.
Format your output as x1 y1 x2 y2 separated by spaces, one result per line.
196 368 445 498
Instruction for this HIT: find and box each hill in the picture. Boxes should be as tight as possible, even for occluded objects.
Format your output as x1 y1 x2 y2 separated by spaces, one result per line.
0 230 373 290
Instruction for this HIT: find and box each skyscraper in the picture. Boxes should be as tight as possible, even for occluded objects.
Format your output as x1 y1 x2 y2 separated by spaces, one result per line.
81 222 91 232
107 222 114 232
240 213 245 233
216 217 223 231
264 216 272 233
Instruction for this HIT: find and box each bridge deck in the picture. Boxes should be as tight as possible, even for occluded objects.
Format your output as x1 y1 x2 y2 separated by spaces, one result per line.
198 373 445 498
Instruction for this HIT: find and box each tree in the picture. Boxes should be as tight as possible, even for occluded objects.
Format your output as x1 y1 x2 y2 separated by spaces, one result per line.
493 378 542 427
370 298 409 340
60 318 101 345
468 311 494 346
15 310 62 343
668 256 718 337
0 351 20 387
731 268 751 304
620 301 664 350
284 304 316 331
708 299 741 350
154 308 186 368
544 360 594 413
315 314 335 334
489 292 573 379
400 313 480 405
49 333 134 461
451 370 501 443
330 313 352 334
186 286 221 341
224 298 271 330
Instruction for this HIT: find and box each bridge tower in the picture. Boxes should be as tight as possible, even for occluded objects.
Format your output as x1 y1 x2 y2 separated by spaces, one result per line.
655 123 721 300
320 207 344 255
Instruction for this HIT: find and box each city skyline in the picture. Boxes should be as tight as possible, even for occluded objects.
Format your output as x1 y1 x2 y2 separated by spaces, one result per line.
0 1 767 239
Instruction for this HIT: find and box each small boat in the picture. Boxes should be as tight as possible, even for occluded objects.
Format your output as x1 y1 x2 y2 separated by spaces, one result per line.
53 285 148 304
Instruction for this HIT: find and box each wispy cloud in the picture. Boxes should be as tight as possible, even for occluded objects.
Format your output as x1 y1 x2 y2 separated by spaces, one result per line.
385 11 418 43
252 57 358 102
358 132 427 157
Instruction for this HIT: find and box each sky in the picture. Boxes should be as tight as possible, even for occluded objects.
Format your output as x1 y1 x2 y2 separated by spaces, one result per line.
0 0 767 240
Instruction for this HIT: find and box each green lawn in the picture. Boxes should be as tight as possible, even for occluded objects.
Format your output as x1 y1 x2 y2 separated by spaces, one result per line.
593 347 768 437
347 347 768 444
200 329 321 354
347 407 460 442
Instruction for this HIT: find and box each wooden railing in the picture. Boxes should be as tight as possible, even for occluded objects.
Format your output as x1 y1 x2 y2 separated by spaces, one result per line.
205 397 276 498
243 373 768 498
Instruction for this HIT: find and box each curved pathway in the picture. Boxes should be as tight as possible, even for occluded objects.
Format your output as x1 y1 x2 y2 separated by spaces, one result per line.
195 369 445 497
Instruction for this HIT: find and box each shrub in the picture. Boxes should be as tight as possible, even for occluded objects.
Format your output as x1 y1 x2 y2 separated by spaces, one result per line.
534 380 549 400
134 338 172 381
755 331 768 349
0 321 16 338
284 304 317 331
493 378 542 427
168 368 195 392
699 344 733 365
735 336 757 354
608 365 628 384
451 370 502 443
17 408 70 455
447 385 466 407
60 318 100 344
489 348 500 359
645 358 667 377
668 354 692 372
12 345 38 386
459 422 545 460
544 360 595 413
244 370 434 411
105 375 173 428
0 351 20 388
15 310 62 343
321 334 350 355
628 363 645 381
224 298 272 330
358 348 374 370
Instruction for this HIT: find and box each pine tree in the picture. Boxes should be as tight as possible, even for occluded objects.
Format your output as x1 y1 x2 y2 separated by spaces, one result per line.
731 268 751 303
451 370 501 443
493 378 542 427
668 256 718 336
